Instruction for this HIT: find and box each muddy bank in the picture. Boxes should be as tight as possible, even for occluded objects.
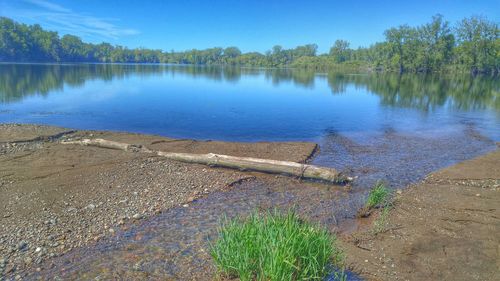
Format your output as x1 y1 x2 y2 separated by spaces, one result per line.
1 124 499 280
0 124 317 279
342 147 500 281
24 147 500 280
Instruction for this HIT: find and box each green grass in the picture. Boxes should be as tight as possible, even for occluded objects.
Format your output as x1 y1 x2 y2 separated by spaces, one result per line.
365 181 391 209
210 210 345 281
372 205 391 234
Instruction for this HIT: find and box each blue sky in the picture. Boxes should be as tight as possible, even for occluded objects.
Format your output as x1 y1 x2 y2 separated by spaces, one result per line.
1 0 499 53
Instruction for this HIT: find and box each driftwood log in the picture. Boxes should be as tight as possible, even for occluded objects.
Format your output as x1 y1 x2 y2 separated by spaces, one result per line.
61 138 352 183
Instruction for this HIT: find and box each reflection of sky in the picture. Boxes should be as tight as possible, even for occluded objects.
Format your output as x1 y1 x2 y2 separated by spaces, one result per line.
0 68 498 142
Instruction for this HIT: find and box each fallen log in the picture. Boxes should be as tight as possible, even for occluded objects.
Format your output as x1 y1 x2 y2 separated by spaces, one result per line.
62 138 150 152
62 138 352 183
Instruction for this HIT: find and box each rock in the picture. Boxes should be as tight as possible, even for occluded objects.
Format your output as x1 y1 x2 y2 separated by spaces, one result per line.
132 213 142 220
86 204 96 210
133 261 143 271
5 263 16 274
17 241 28 251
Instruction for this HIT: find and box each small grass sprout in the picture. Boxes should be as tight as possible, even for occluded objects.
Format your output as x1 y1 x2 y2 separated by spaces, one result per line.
372 205 392 234
365 181 391 209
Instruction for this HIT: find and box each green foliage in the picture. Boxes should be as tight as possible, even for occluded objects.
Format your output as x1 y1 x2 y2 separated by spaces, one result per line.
210 210 345 281
0 15 498 73
330 40 351 63
365 181 390 209
455 16 499 74
372 205 391 234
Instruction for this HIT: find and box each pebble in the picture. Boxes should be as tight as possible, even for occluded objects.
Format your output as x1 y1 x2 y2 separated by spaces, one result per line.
86 204 96 210
17 241 28 251
0 131 248 279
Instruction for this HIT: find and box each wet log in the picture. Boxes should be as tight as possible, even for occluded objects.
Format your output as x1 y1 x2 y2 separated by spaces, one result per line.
62 138 352 183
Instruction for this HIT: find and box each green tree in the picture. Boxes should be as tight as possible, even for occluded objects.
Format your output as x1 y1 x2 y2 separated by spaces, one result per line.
384 25 415 72
417 14 455 71
329 40 351 63
455 16 499 74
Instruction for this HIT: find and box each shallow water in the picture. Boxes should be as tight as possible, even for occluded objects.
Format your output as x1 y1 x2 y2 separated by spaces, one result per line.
33 179 363 280
3 64 498 279
313 125 496 188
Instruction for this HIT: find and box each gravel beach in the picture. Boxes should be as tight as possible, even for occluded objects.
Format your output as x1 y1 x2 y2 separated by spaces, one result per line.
0 124 317 279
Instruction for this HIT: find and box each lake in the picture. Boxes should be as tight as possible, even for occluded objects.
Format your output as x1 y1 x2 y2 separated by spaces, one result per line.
1 63 498 188
1 63 498 142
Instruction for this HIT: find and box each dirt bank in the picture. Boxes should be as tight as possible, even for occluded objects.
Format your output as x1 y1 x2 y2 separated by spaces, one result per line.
2 124 499 280
0 124 317 279
342 147 500 281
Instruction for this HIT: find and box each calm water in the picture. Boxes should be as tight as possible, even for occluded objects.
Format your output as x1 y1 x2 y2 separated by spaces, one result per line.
0 63 498 142
2 64 499 280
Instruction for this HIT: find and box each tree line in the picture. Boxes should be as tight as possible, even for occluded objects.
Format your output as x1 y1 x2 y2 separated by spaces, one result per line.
0 15 498 74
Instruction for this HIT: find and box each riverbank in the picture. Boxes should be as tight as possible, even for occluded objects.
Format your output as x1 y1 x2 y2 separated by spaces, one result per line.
0 124 317 278
1 124 499 280
342 147 500 281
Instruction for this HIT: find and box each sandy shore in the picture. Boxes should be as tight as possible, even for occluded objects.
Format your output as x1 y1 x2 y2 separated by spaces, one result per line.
342 147 500 281
1 124 499 280
0 124 317 278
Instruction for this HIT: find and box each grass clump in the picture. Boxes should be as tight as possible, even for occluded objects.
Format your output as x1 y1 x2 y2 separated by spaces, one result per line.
372 205 391 234
365 181 390 209
210 210 345 281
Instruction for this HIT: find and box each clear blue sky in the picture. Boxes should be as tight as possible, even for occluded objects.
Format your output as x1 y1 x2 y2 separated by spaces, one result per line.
1 0 499 53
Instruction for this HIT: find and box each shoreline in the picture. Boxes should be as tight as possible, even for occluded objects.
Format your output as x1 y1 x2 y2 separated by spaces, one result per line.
0 124 318 278
341 146 499 280
1 124 498 280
